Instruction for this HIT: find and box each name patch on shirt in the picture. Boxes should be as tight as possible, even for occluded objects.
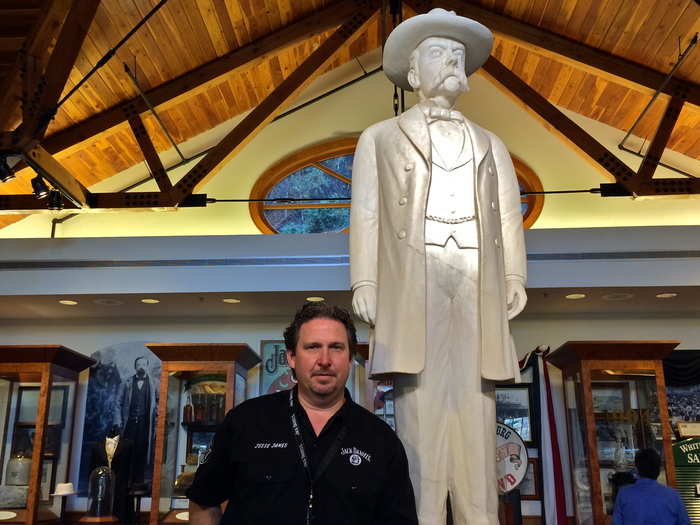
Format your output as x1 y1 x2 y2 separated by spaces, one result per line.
341 447 372 466
254 442 288 449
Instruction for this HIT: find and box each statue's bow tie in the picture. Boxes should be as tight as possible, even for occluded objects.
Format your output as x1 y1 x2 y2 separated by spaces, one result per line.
428 107 463 122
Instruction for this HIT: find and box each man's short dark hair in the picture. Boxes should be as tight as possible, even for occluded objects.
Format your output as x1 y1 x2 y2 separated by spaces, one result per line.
635 448 661 479
283 302 357 357
134 356 148 369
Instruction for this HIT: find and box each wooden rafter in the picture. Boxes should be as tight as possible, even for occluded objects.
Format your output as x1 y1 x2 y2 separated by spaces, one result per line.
22 144 91 207
636 97 685 182
40 0 361 157
406 0 700 107
482 57 700 197
128 115 172 193
15 0 100 143
0 0 72 132
481 56 636 185
169 0 380 205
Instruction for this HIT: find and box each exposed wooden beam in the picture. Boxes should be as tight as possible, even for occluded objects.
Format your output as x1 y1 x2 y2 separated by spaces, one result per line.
481 56 636 186
406 0 700 107
0 0 73 132
15 0 100 143
41 0 361 156
170 1 380 204
636 97 685 182
22 144 91 207
127 115 173 193
0 191 207 214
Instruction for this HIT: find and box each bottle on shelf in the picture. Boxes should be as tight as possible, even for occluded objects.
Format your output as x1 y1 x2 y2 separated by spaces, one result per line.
183 391 193 423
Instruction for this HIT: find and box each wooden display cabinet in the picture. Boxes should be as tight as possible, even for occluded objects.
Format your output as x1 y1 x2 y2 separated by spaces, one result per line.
0 345 94 525
547 340 678 525
146 344 260 525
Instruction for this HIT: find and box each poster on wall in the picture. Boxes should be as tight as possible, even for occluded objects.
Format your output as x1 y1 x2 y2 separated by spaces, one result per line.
78 342 161 495
260 340 296 395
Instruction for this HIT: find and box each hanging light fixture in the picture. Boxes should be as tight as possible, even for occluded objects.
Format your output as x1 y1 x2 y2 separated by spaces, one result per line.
48 189 64 210
31 175 50 199
0 156 15 183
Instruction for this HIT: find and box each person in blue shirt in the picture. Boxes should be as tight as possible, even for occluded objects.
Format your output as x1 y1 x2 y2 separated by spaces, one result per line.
613 448 690 525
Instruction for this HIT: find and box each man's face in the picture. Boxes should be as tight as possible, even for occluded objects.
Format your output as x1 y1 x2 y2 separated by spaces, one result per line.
409 37 469 105
286 318 351 401
135 358 147 376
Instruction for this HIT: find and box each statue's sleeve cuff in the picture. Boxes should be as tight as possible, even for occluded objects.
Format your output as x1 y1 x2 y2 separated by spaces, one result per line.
505 274 525 285
351 280 377 291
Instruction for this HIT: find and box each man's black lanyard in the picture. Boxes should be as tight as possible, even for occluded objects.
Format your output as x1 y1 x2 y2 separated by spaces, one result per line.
289 389 347 525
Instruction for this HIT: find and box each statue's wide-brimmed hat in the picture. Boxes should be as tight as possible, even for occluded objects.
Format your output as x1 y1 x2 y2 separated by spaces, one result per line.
383 8 493 91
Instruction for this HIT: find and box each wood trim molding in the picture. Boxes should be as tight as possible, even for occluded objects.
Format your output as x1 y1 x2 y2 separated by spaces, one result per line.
513 155 544 229
249 137 357 233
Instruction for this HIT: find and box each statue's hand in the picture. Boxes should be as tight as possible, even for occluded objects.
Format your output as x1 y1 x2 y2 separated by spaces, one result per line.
352 284 377 326
506 280 527 320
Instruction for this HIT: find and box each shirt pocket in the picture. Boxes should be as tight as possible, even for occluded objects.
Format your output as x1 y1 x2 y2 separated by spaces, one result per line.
240 461 305 523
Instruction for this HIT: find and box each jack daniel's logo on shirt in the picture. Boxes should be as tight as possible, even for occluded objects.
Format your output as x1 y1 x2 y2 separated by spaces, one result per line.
341 447 372 466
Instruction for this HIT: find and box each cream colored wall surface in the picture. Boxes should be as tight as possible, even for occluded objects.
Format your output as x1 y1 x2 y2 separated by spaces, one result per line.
3 56 700 238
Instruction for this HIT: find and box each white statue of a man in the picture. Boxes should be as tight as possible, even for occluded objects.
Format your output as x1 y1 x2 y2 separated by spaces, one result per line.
349 8 527 524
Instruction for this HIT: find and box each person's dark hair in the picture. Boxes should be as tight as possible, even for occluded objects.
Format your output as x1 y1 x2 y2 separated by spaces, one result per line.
635 448 661 479
283 302 357 358
134 356 148 369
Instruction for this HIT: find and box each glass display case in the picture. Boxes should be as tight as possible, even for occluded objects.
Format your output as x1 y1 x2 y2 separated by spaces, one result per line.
0 345 94 525
548 340 678 525
146 343 260 525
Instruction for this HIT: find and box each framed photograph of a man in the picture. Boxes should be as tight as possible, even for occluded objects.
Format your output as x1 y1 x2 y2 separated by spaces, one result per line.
496 386 533 444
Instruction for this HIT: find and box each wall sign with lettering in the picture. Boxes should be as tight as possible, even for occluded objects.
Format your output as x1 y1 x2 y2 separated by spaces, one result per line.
496 422 528 494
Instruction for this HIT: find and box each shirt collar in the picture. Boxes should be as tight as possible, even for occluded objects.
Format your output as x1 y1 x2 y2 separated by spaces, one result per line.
419 102 464 125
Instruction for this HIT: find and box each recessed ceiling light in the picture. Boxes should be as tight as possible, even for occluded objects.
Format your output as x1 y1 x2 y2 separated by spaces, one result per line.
655 292 678 299
141 298 160 304
306 296 325 302
58 300 78 306
93 298 124 306
565 293 587 300
222 298 241 304
602 293 634 301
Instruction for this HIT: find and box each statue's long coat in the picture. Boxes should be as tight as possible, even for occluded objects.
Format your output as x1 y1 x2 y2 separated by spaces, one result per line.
349 104 526 381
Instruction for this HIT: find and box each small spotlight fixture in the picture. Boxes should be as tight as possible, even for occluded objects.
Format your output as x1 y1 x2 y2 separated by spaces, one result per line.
305 296 325 302
141 298 160 304
0 157 15 183
48 189 64 210
222 298 241 304
655 292 678 299
31 175 50 199
565 293 587 300
58 300 78 306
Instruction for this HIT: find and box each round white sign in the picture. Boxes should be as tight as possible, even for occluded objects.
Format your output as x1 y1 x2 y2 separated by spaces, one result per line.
496 422 528 494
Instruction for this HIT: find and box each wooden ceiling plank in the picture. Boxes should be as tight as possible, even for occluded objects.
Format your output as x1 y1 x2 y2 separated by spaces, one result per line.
127 114 172 192
639 1 688 67
651 6 700 77
41 0 359 157
169 1 379 204
197 0 231 57
23 144 91 206
211 0 239 50
481 56 636 186
582 0 620 49
636 96 685 181
407 0 700 107
599 0 647 56
173 0 217 65
609 0 658 58
16 0 100 143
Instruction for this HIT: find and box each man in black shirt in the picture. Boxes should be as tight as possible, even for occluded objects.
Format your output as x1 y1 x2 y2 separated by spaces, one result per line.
187 302 417 525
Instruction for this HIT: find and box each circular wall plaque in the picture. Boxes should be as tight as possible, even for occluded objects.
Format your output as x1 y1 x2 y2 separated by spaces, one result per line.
496 422 528 494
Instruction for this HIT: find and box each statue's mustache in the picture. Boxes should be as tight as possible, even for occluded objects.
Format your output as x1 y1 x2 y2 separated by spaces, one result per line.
436 66 466 86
